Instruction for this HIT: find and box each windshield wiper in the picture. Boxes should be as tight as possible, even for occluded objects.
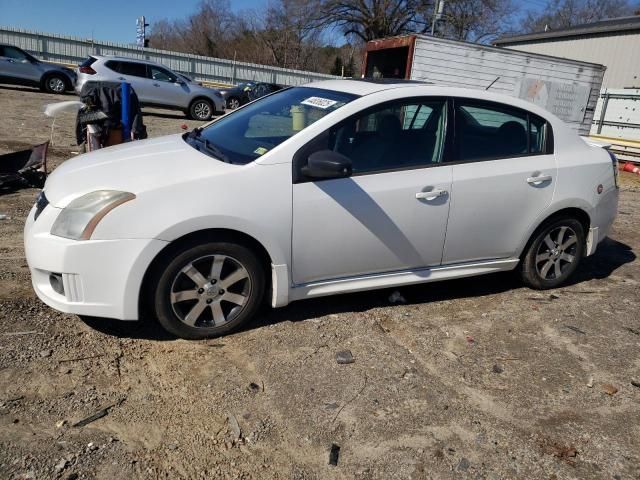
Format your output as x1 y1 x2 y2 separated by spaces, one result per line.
187 133 231 163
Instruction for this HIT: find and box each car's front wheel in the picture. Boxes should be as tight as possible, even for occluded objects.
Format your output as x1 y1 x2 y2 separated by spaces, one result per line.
189 98 214 121
520 217 585 289
152 241 265 339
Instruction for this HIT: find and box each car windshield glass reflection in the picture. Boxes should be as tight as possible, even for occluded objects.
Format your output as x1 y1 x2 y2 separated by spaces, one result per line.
184 87 358 164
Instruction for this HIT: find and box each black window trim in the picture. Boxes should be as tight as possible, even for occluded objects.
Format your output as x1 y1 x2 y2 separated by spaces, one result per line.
447 97 554 165
293 96 453 184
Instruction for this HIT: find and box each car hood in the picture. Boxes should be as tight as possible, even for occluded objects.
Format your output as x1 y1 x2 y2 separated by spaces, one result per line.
44 134 237 207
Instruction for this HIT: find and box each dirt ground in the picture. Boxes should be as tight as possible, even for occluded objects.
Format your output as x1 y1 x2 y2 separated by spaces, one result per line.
1 84 639 480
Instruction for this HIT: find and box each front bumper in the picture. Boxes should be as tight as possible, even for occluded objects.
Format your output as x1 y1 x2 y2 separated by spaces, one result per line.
24 202 168 320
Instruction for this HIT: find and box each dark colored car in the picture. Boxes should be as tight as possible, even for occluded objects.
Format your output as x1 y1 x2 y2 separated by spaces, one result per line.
0 44 76 94
218 82 284 109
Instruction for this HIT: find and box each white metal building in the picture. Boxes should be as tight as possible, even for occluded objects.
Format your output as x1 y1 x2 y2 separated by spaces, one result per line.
493 16 640 89
495 16 640 155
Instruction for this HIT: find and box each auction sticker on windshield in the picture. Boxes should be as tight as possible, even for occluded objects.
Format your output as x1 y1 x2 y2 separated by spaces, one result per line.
301 97 339 109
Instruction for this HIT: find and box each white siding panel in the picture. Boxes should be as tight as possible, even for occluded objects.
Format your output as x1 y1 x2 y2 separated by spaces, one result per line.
410 36 605 134
503 32 640 89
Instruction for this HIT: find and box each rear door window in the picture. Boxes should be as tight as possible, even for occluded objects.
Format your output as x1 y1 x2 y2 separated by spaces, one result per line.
104 60 121 73
118 61 147 78
454 100 551 161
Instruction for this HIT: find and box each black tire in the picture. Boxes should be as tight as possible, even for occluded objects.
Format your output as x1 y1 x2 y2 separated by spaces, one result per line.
188 98 214 121
520 217 585 290
42 74 69 94
226 96 241 109
152 240 265 339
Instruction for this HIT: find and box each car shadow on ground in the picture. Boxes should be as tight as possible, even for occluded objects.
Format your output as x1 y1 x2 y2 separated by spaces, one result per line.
80 238 635 341
142 111 188 120
0 84 72 95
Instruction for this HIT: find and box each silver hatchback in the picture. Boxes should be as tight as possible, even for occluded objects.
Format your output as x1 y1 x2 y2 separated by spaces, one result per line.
76 56 225 120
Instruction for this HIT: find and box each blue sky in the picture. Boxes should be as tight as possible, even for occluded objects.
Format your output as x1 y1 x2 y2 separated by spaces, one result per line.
0 0 267 43
1 0 540 44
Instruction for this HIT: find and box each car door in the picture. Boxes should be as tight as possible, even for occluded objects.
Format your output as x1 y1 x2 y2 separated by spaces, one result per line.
146 65 187 107
292 98 453 285
0 46 41 83
108 61 151 103
441 99 557 264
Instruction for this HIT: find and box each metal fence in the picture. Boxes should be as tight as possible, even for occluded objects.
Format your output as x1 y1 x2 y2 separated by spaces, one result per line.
0 26 339 86
591 89 640 162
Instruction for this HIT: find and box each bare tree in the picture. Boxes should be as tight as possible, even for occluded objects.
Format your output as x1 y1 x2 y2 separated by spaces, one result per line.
320 0 435 42
148 0 237 57
248 0 326 70
520 0 639 33
438 0 516 42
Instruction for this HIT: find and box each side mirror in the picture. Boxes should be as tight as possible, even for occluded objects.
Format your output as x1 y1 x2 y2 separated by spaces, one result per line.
301 150 352 179
175 78 185 85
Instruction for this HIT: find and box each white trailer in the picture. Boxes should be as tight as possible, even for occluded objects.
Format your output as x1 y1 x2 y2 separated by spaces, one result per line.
363 35 606 135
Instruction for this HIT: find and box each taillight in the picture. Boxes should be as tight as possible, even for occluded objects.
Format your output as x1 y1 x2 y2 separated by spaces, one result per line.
608 150 619 188
79 66 96 75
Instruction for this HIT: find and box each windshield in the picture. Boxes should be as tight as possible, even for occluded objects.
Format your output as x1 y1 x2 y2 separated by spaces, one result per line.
184 86 358 164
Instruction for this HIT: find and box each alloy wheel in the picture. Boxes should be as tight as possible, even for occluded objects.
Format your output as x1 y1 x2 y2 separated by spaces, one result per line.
228 98 240 109
535 226 578 280
48 77 66 93
170 254 251 328
193 101 211 120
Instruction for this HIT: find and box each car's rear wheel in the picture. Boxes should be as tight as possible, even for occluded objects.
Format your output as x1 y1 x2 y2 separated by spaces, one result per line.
152 241 265 339
189 99 213 121
43 74 68 94
520 217 585 289
227 97 241 109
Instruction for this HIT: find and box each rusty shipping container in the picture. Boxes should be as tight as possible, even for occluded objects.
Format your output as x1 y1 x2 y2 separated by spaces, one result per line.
363 35 606 135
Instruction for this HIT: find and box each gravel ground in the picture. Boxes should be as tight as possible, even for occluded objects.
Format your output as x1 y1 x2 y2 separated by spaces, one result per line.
1 84 639 480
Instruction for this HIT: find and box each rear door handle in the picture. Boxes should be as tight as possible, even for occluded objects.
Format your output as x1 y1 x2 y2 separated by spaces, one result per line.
527 174 552 185
117 77 126 80
153 83 160 87
416 189 447 201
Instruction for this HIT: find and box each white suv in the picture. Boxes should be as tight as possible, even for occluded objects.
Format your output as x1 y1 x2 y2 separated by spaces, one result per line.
76 55 225 120
24 80 619 339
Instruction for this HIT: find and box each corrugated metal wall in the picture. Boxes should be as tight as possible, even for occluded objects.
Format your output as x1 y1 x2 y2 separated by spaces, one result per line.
409 36 605 135
0 26 338 86
500 32 640 90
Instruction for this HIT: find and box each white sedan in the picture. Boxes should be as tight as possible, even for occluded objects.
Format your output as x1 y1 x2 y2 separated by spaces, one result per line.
24 80 619 339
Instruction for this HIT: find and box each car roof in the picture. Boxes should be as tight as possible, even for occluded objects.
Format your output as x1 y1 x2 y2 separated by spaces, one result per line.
305 79 431 96
91 55 168 68
304 79 561 123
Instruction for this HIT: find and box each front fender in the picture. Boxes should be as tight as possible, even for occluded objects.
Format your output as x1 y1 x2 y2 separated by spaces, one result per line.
155 214 288 266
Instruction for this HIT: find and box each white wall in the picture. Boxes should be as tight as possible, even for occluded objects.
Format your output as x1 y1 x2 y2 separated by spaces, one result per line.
502 32 640 90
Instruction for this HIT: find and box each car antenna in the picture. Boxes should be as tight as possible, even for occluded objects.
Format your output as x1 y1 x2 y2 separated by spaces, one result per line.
485 76 500 90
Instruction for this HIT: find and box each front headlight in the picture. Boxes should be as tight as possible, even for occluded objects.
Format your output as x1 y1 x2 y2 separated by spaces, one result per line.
51 190 135 240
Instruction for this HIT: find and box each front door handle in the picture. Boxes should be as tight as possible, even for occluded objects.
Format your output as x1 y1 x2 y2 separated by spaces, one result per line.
117 77 126 80
153 83 160 87
416 189 447 201
527 174 553 185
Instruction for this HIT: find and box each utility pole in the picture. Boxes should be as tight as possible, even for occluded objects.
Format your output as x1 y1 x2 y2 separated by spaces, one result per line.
431 0 446 36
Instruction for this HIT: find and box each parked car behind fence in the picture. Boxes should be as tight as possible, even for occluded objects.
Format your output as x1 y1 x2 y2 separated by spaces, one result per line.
75 55 225 120
0 44 76 94
218 82 284 109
